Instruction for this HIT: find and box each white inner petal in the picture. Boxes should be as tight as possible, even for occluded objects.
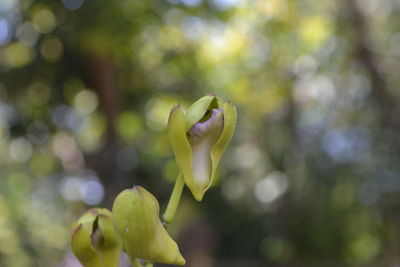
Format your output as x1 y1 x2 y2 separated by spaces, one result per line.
191 138 215 188
188 108 224 189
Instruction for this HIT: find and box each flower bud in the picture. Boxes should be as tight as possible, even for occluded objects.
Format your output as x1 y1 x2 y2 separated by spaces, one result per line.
112 186 185 265
168 95 237 201
71 208 119 267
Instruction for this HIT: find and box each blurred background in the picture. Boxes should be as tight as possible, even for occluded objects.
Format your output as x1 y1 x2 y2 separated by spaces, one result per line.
0 0 400 266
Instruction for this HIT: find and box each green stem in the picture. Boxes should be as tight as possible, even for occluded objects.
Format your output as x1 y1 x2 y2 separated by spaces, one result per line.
163 173 184 224
145 263 154 267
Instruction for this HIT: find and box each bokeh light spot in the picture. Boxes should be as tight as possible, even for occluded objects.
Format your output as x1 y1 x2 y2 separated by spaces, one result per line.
75 113 106 152
181 0 202 7
0 19 11 45
27 121 49 145
52 105 84 131
79 179 104 205
9 138 33 162
62 0 84 10
32 8 56 33
145 98 175 131
212 0 241 10
73 90 98 114
40 37 63 62
181 16 206 41
299 16 331 49
60 177 81 202
0 0 16 12
347 232 380 264
0 101 16 124
260 236 289 261
29 153 56 178
254 172 288 204
6 172 31 197
3 42 34 68
27 81 51 106
222 177 246 201
16 23 39 46
117 111 142 141
52 133 84 171
233 143 261 169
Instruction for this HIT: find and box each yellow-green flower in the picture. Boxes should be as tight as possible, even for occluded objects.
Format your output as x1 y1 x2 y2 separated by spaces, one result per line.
112 186 185 265
168 95 237 201
71 208 119 267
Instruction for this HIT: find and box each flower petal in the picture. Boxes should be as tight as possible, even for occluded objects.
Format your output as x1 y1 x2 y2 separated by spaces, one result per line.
71 224 99 266
71 208 119 267
97 214 119 249
188 108 224 192
112 187 186 265
167 105 201 200
185 95 221 131
209 101 237 185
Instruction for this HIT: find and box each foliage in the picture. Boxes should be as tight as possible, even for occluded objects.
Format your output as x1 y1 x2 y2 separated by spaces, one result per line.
1 0 400 266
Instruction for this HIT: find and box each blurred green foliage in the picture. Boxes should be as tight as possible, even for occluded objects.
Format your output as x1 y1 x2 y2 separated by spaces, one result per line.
1 0 400 266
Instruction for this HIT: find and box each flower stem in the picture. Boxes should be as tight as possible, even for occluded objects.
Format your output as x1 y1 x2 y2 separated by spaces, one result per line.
163 173 184 224
145 262 154 267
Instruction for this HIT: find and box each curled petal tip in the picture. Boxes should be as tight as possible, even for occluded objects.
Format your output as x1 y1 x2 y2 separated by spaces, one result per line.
177 257 186 265
193 193 204 202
